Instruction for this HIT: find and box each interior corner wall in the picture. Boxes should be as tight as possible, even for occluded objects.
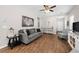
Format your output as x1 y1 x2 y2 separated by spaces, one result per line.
68 6 79 22
0 6 38 48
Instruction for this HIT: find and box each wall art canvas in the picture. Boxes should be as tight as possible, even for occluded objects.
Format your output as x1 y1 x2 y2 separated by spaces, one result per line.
22 16 34 27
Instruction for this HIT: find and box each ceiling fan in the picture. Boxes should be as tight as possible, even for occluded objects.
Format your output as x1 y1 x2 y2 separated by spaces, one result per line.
40 5 56 13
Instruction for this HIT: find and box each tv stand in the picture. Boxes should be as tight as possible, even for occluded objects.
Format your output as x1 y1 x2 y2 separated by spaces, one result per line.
68 31 79 52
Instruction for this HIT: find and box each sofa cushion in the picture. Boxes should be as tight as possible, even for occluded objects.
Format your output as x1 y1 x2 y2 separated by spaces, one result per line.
28 33 39 39
29 29 35 34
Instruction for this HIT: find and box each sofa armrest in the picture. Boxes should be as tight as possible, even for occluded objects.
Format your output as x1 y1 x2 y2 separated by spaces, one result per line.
19 32 25 35
19 33 28 40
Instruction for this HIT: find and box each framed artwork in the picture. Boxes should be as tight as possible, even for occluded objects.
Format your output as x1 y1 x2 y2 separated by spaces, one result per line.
37 17 40 28
67 20 69 27
22 16 34 27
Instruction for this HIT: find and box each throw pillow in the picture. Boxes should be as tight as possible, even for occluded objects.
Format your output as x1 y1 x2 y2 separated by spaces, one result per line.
26 30 30 35
37 29 41 32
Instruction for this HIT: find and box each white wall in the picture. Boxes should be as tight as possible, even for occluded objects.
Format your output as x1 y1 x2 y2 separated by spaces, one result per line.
39 16 66 34
40 16 57 34
57 17 64 31
0 6 38 48
63 15 74 30
66 6 79 31
68 6 79 22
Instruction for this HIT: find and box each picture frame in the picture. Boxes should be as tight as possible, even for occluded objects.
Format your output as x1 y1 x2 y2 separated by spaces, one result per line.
22 16 34 27
67 20 69 27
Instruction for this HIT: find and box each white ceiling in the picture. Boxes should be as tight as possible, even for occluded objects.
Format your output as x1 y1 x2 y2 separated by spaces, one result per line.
25 5 74 16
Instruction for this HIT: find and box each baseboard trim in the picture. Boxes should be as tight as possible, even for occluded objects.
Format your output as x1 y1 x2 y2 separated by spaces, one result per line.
0 44 7 49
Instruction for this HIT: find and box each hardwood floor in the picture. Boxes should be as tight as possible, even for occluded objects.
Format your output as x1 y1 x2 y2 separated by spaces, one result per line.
0 34 72 53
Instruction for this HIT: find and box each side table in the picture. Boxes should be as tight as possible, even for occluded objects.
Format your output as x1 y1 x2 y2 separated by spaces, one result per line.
7 34 21 49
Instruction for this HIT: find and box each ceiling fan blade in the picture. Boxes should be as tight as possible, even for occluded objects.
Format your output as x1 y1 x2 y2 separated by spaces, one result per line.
50 5 56 9
43 5 49 10
50 10 54 12
43 5 46 7
43 5 48 7
40 9 45 11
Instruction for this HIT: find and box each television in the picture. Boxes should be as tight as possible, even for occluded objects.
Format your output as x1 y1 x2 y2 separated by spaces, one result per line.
73 22 79 32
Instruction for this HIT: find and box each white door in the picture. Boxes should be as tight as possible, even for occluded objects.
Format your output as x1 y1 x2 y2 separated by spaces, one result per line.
57 19 64 31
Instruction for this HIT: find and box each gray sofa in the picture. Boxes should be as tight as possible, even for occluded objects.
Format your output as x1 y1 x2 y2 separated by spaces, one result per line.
19 28 42 44
57 29 69 40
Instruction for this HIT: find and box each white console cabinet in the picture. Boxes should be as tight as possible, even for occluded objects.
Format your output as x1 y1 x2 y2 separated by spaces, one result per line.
68 31 79 53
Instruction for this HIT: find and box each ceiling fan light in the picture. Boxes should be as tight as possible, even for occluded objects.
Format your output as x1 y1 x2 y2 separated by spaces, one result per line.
45 10 50 13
